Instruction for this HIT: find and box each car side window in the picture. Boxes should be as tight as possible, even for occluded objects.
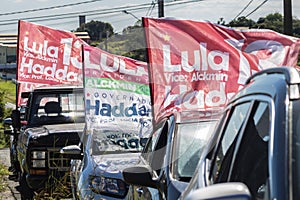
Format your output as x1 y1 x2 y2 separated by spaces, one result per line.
210 102 252 183
142 119 169 176
142 120 166 160
230 101 270 199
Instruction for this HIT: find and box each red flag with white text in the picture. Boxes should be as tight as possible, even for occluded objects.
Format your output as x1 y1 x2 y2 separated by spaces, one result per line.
17 20 85 106
143 17 300 123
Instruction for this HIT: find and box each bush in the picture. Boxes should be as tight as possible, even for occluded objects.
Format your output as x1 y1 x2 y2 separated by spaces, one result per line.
0 94 13 148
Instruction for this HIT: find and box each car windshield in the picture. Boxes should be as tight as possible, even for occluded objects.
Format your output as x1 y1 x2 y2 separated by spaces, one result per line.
29 90 85 125
91 128 147 155
171 120 217 182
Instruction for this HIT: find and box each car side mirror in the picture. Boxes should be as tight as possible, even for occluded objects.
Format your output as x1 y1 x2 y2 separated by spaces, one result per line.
140 138 148 147
3 118 13 135
185 182 251 200
123 165 158 188
60 145 83 160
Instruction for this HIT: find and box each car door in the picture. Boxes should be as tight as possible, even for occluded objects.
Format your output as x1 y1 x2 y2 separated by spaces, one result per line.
208 97 271 200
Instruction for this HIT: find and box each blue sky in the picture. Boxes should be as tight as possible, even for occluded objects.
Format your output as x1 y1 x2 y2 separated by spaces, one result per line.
0 0 299 34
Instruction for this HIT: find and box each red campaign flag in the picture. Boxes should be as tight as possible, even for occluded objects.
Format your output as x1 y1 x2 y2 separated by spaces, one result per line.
143 17 300 123
83 44 149 84
17 20 85 85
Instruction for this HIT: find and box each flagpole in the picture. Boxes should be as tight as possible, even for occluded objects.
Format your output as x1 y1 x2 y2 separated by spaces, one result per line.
15 20 21 108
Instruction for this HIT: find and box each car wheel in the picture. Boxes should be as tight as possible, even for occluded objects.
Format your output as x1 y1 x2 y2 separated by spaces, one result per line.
19 173 34 200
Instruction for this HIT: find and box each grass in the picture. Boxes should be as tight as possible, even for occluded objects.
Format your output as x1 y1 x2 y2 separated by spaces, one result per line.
0 78 16 149
33 171 72 199
0 79 16 104
0 164 9 193
0 130 10 149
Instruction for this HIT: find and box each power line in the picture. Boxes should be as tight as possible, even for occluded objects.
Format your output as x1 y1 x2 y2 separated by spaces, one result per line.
245 0 268 18
146 1 156 16
0 0 204 26
233 0 254 20
0 0 206 33
0 0 104 16
164 0 203 7
0 3 152 26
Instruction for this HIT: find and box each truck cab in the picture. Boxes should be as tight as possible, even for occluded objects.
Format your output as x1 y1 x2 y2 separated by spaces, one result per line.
10 84 85 199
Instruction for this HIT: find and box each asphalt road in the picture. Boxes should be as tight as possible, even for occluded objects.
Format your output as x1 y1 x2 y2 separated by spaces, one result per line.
0 148 21 200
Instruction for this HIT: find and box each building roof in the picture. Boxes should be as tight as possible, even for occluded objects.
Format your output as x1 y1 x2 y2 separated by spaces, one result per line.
0 32 90 48
0 34 17 47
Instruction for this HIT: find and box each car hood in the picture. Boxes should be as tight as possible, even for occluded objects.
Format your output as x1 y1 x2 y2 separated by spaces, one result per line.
26 123 84 138
91 152 140 174
24 123 84 147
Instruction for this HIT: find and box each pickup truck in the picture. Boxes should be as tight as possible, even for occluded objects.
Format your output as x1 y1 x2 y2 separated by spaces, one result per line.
7 84 84 199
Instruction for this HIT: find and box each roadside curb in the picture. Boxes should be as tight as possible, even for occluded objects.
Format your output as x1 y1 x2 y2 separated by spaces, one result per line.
0 148 21 200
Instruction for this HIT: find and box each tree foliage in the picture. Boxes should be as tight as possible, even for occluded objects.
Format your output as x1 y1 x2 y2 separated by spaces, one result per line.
228 16 256 28
293 18 300 37
254 13 284 33
0 91 4 121
76 20 114 42
98 21 147 61
119 22 146 61
225 12 300 37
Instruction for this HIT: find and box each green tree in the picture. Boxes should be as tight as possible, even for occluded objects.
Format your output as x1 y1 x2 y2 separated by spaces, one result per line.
98 21 146 61
254 12 284 33
76 20 114 43
120 22 146 61
226 12 300 37
217 18 226 25
228 16 256 28
293 17 300 37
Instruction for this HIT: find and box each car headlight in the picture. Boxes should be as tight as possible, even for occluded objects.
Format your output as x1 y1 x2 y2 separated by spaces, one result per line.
89 176 127 197
31 151 46 168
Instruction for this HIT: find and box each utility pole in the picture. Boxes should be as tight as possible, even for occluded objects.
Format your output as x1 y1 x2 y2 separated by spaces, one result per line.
79 15 86 29
283 0 293 35
158 0 164 17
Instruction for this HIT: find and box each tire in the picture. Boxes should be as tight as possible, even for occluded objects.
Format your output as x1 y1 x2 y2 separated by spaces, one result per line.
19 173 34 200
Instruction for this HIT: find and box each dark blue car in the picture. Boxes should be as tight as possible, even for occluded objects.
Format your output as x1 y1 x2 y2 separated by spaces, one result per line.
180 67 300 200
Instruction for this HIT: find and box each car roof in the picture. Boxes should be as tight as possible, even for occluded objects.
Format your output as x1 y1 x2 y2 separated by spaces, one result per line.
246 66 300 85
173 110 222 124
229 66 300 104
31 83 83 93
